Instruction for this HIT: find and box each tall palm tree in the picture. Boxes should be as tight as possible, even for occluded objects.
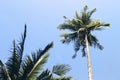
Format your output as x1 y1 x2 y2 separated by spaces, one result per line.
0 25 72 80
58 5 110 80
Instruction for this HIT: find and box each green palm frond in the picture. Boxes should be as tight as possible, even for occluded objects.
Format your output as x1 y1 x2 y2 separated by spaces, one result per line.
19 42 53 80
75 11 81 20
17 24 26 62
0 60 11 80
21 54 49 80
40 42 53 56
52 64 71 76
52 76 72 80
58 23 76 31
5 25 26 80
88 34 104 50
19 54 49 80
37 69 52 80
58 16 83 31
60 32 78 44
81 5 95 24
5 40 20 80
27 54 49 80
18 55 32 80
86 20 110 31
87 8 96 19
99 22 110 27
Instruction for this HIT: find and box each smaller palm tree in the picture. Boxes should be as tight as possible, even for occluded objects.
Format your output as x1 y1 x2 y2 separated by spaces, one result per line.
58 5 110 80
0 25 72 80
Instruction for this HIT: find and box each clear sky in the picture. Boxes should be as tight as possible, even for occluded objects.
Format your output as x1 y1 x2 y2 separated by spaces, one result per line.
0 0 119 80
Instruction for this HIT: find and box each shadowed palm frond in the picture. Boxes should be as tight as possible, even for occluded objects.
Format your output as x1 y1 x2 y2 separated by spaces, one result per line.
19 53 50 80
5 40 19 80
0 60 11 80
60 32 78 44
52 64 71 76
88 34 104 50
20 54 49 80
53 76 72 80
27 54 49 80
37 69 52 80
5 25 26 80
58 23 77 31
19 42 53 80
40 42 53 56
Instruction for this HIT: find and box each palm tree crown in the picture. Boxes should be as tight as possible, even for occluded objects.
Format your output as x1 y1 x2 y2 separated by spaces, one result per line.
58 5 110 58
0 25 72 80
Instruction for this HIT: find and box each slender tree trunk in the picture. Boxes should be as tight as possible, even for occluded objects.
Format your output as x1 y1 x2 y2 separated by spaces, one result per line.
85 34 93 80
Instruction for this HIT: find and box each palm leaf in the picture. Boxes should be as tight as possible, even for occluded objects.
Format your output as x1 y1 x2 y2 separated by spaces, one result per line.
75 11 81 20
60 32 78 44
88 34 104 50
5 25 26 80
52 64 71 76
19 54 49 80
19 42 53 80
0 60 11 80
58 23 76 31
5 40 20 80
27 54 49 80
52 76 72 80
37 69 52 80
87 8 96 19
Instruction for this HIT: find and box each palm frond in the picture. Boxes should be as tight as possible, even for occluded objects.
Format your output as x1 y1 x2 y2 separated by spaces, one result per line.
52 64 71 76
17 24 26 62
19 42 53 80
86 20 101 31
75 11 81 20
60 33 71 44
18 55 33 80
0 60 11 80
37 69 52 80
88 35 103 50
81 6 88 24
87 20 110 31
5 40 20 80
83 5 88 12
52 76 72 80
28 54 49 80
60 32 78 44
58 15 83 32
99 22 110 27
81 45 86 57
63 16 68 19
5 25 26 80
58 23 76 31
19 53 49 80
40 42 53 56
87 8 96 19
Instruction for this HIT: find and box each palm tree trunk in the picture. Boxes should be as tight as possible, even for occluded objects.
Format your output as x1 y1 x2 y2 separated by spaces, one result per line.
85 34 93 80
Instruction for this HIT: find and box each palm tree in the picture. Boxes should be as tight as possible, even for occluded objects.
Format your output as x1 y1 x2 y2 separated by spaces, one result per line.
0 25 72 80
58 5 110 80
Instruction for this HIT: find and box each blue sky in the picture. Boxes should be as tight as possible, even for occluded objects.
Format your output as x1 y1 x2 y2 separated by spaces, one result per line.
0 0 120 80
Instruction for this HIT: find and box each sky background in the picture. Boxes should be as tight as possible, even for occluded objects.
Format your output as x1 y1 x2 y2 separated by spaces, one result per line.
0 0 120 80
